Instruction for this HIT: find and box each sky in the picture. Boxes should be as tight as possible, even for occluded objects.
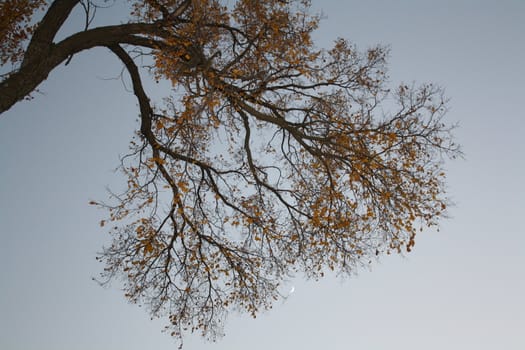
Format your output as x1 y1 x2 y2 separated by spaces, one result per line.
1 1 524 349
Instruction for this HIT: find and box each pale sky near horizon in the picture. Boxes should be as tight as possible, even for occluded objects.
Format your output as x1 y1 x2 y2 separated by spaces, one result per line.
1 1 524 349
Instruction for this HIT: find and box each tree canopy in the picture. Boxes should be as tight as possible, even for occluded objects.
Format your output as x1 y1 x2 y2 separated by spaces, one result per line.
0 0 459 345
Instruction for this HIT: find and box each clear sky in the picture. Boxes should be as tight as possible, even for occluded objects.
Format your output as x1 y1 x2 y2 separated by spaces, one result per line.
1 1 524 349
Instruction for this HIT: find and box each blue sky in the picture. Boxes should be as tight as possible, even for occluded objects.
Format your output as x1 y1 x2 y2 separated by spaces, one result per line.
1 1 524 349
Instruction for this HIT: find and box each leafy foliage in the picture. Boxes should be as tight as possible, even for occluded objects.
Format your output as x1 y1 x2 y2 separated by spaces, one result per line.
1 0 459 345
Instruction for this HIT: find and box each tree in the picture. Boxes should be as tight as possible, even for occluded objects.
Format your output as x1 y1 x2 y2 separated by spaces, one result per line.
1 0 459 345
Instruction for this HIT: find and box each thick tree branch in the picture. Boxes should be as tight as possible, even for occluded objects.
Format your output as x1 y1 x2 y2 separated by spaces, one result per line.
108 43 154 133
22 0 80 66
0 23 166 114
